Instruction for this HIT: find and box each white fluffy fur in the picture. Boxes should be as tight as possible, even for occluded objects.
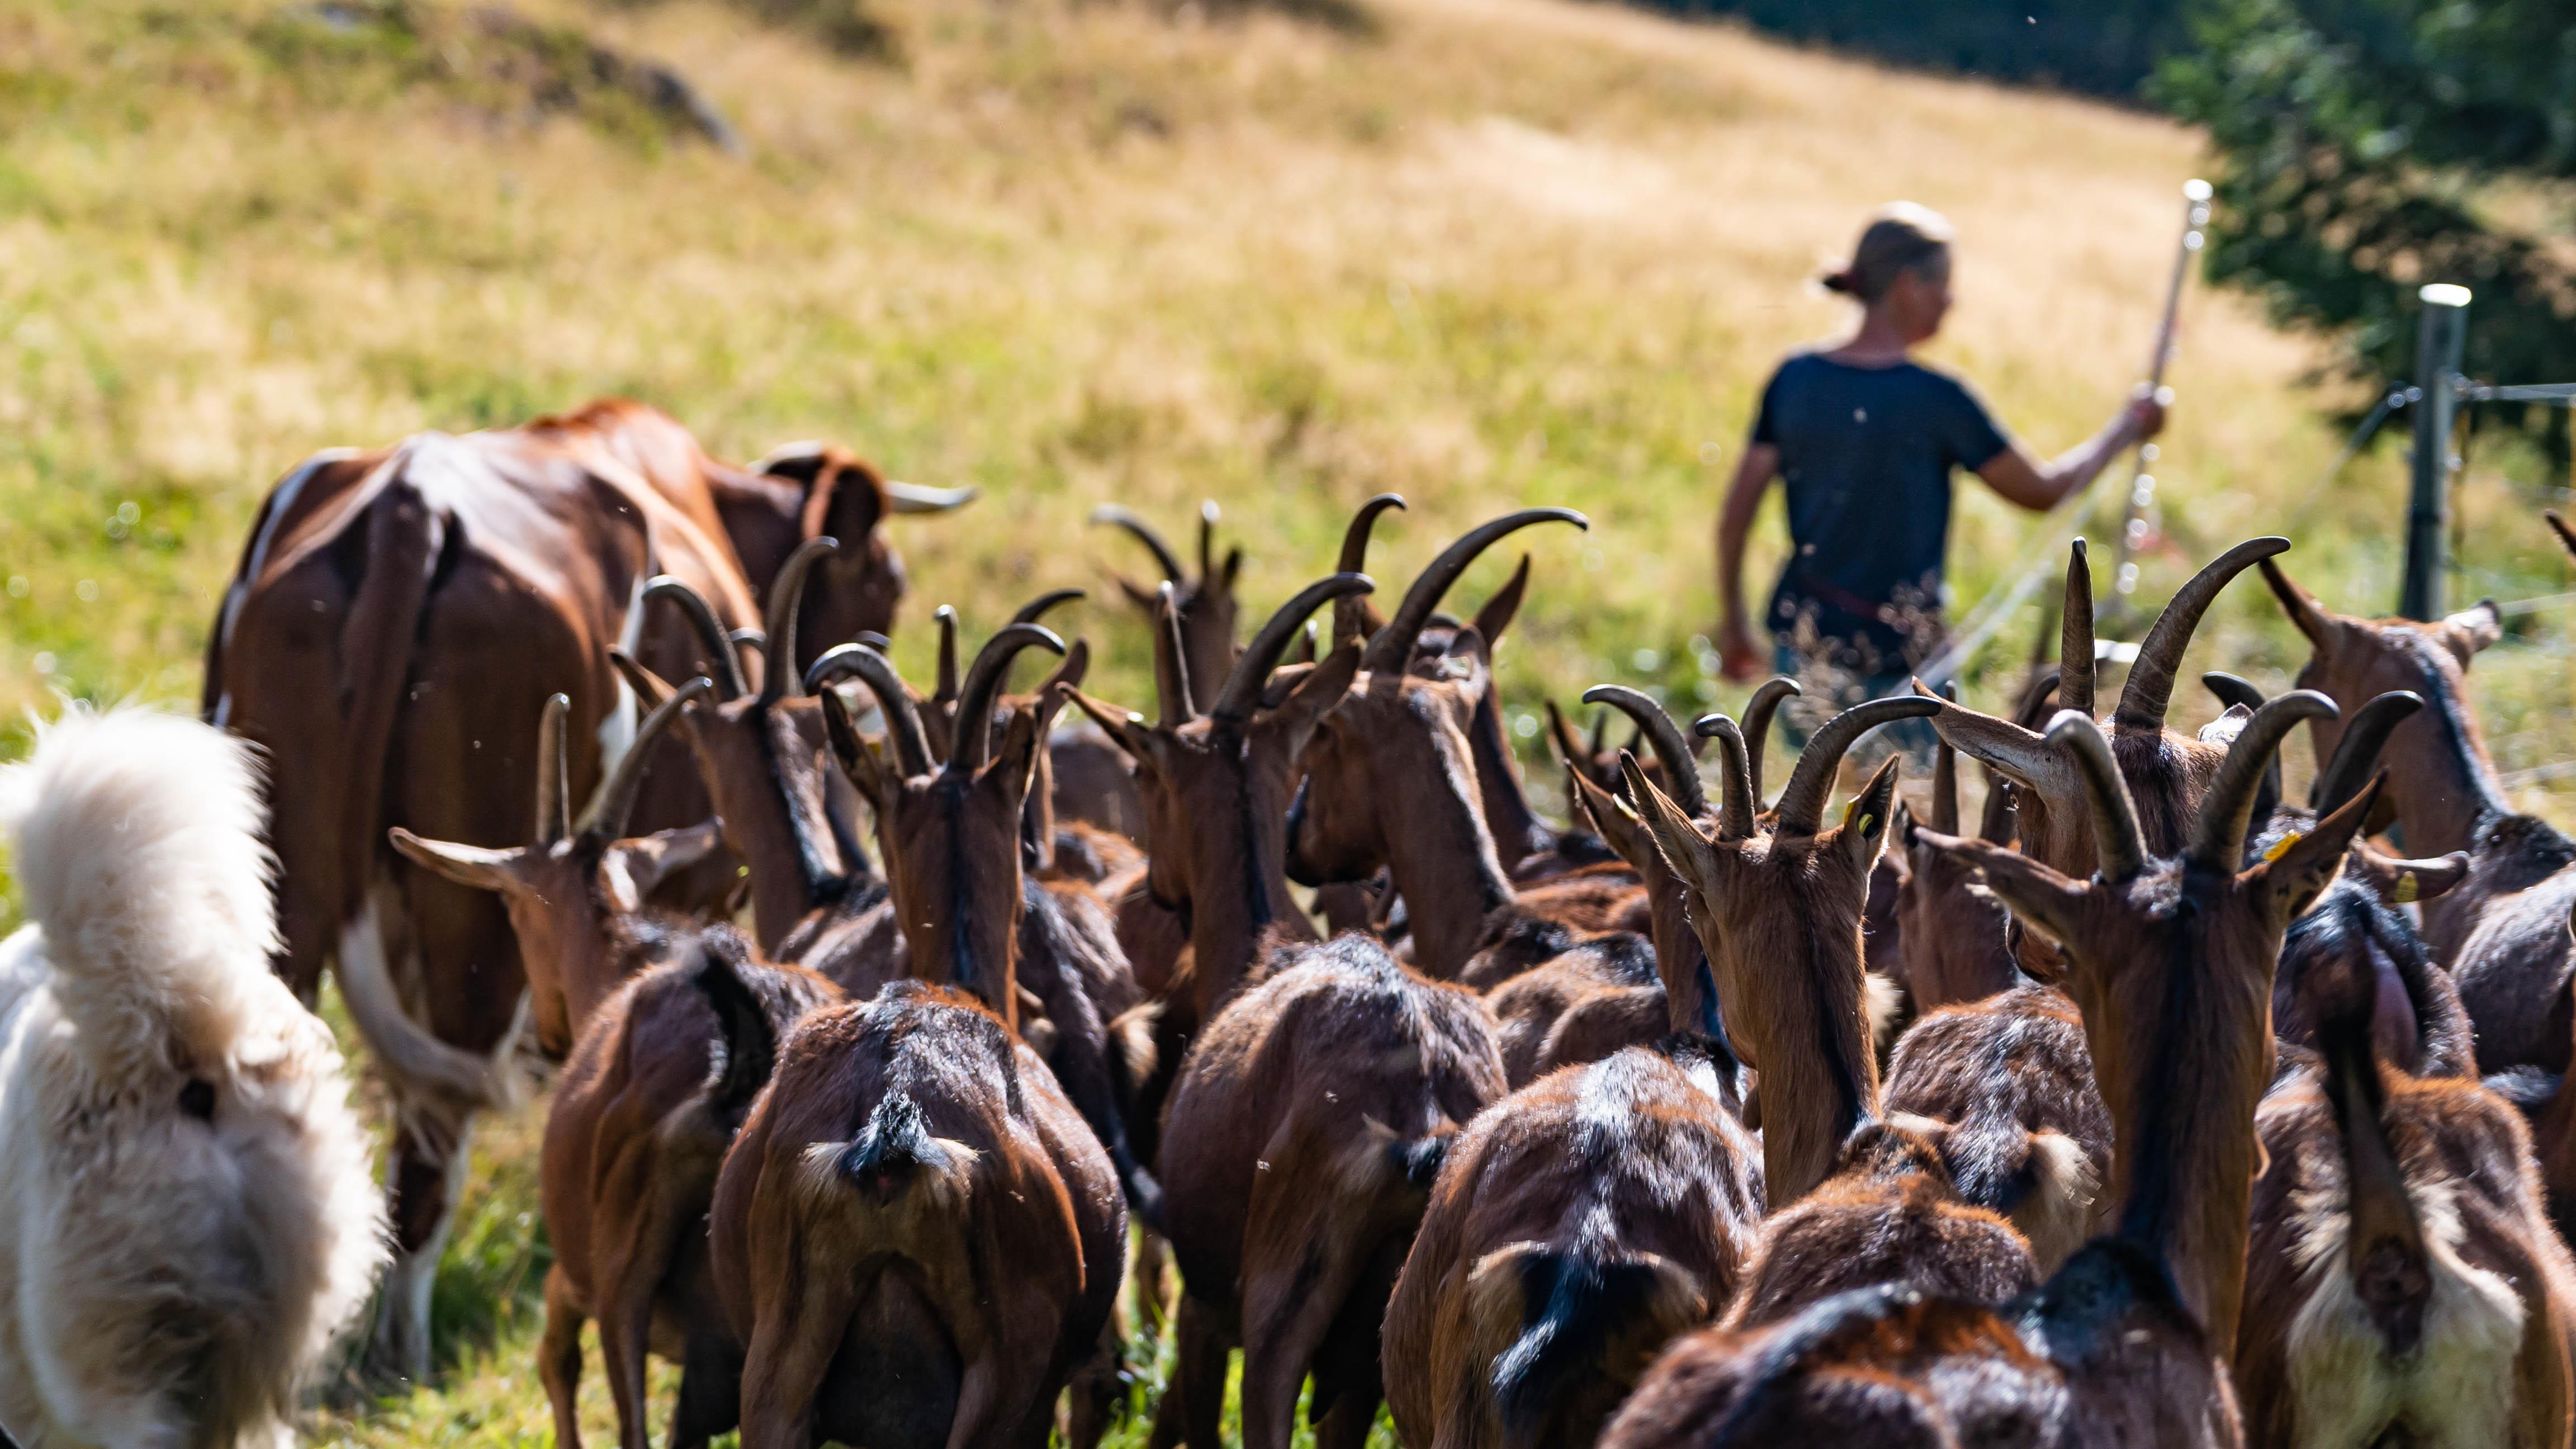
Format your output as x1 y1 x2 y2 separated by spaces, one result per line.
0 703 386 1448
2285 1171 2527 1447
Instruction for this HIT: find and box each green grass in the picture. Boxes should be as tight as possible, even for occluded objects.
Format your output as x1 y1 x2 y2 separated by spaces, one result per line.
8 0 2576 1442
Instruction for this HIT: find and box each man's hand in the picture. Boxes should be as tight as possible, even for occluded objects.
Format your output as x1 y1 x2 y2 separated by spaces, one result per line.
1717 618 1764 681
2122 383 2171 444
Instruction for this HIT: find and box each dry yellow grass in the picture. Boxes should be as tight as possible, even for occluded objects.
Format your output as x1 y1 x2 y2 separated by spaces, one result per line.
8 0 2576 1441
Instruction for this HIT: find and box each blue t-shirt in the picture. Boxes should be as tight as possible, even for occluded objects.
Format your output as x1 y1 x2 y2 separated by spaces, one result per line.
1750 352 2010 673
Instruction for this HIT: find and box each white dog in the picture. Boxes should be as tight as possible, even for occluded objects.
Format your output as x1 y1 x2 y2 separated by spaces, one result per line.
0 703 385 1448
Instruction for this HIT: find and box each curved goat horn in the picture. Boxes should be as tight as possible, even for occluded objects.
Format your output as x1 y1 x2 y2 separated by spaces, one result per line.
534 693 571 845
2061 539 2096 718
2203 671 2281 822
804 643 932 778
952 624 1066 773
1012 588 1086 627
933 605 962 706
1091 504 1185 583
1930 680 1959 835
1362 508 1586 673
2312 690 2423 814
643 575 749 701
1691 712 1760 841
1741 676 1802 807
1153 581 1196 726
759 536 837 705
2049 710 2146 883
1334 493 1406 642
1211 574 1376 723
1583 686 1706 820
2190 690 2338 872
578 676 714 839
1198 501 1220 582
1774 696 1939 837
2113 537 2291 733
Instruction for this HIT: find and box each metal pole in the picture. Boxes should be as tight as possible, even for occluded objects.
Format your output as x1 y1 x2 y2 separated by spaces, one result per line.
2105 179 2212 624
2400 283 2473 621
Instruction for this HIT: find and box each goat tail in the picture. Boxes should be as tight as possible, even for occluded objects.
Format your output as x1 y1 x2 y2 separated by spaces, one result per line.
1469 1244 1707 1449
693 943 778 1125
0 702 282 1068
830 1091 980 1213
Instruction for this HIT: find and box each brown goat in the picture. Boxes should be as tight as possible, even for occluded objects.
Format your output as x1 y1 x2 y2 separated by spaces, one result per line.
809 628 1164 1224
1154 932 1507 1449
1917 535 2290 879
2260 552 2576 1076
390 695 838 1449
1600 703 2375 1448
2237 873 2576 1448
1625 699 2057 1327
1883 685 2027 1011
1286 508 1590 978
707 978 1124 1449
1381 1041 1763 1449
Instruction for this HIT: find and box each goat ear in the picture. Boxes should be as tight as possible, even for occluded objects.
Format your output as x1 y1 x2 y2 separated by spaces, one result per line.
2347 845 2471 906
1066 688 1163 776
2440 600 2502 665
820 689 897 812
2258 557 2334 651
989 705 1044 808
388 827 527 894
1569 763 1658 875
612 648 678 711
2248 774 2383 922
605 819 727 907
1470 555 1531 648
1838 755 1901 875
1620 752 1718 900
1220 546 1243 593
1269 642 1363 751
1915 829 2090 948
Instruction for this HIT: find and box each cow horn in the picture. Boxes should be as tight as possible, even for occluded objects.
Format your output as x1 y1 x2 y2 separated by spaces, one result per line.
1362 508 1587 673
642 575 749 701
1153 581 1196 726
886 481 978 514
2312 690 2423 813
1691 712 1759 840
1211 574 1375 723
2049 711 2146 883
758 536 837 704
1583 686 1706 820
1091 504 1185 583
578 676 714 840
804 643 932 778
1741 676 1802 807
2061 539 2096 717
952 624 1066 773
1774 696 1938 837
2113 537 2291 733
1012 588 1087 627
2190 690 2337 872
533 693 572 845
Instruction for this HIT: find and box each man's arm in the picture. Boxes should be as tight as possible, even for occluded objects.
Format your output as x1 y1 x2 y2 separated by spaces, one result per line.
1716 442 1779 680
1976 386 2168 512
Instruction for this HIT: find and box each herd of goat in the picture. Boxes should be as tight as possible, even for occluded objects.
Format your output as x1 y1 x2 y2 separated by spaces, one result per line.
10 397 2576 1447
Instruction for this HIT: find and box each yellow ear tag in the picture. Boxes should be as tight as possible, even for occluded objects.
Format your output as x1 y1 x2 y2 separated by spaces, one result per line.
2261 831 2303 864
2393 872 2419 905
1855 813 1877 836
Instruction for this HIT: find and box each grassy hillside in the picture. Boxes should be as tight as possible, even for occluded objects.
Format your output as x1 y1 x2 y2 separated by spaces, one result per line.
8 0 2576 1443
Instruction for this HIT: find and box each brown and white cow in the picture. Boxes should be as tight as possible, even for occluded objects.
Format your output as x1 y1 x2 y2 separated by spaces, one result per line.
200 399 967 1378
